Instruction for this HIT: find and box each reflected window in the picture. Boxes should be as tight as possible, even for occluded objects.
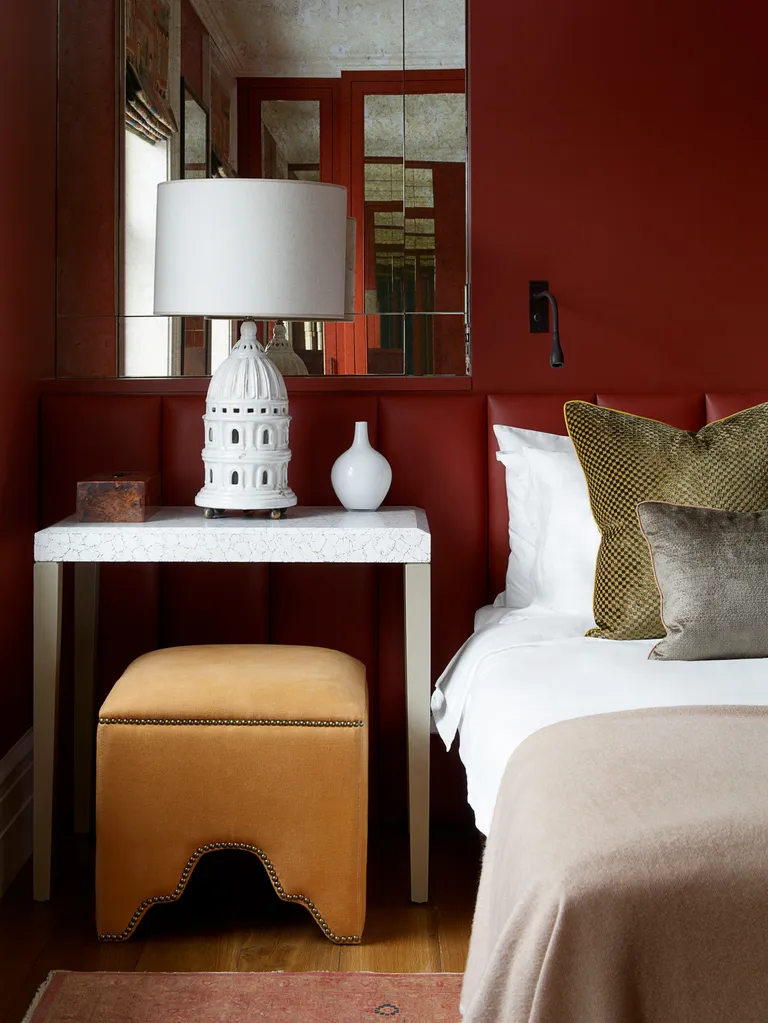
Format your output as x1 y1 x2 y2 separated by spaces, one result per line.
182 83 209 180
365 162 404 204
121 130 172 376
405 218 435 250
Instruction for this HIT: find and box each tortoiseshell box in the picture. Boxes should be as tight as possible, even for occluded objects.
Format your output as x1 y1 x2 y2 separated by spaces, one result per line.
76 472 160 523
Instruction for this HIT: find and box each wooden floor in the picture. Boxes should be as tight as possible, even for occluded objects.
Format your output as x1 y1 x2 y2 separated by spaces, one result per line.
0 827 481 1023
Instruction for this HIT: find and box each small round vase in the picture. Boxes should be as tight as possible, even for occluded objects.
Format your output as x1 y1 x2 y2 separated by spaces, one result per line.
331 421 392 511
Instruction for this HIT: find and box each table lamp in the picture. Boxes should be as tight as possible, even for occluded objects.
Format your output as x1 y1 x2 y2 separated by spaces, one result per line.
154 178 348 518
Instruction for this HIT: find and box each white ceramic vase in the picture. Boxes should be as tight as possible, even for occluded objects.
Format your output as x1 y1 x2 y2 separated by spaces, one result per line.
331 421 392 511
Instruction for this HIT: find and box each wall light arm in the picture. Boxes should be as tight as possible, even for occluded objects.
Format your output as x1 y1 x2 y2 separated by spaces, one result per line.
533 289 564 368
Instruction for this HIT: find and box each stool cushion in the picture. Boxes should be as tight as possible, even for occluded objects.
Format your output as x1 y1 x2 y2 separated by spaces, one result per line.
100 645 366 723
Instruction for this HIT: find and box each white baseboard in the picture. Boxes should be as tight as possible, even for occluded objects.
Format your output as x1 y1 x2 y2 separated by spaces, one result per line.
0 729 33 898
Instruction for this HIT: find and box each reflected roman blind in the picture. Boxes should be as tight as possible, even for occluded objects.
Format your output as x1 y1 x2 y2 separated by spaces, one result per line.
125 0 177 143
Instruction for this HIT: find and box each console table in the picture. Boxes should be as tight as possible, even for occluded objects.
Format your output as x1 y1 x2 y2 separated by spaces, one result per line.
33 507 431 904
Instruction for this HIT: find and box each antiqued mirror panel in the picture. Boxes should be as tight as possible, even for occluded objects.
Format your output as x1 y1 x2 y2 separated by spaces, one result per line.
179 81 211 372
260 100 321 181
56 0 467 377
181 81 209 179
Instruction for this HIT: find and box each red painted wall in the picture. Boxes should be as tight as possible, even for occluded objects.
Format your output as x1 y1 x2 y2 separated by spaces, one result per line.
469 0 768 393
432 162 467 375
0 0 57 758
57 0 117 377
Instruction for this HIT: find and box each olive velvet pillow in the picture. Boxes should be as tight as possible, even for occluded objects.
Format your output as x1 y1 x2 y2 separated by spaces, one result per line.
637 502 768 661
564 401 768 640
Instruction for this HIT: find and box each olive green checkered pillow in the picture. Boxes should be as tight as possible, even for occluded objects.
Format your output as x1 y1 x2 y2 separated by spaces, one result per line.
564 400 768 640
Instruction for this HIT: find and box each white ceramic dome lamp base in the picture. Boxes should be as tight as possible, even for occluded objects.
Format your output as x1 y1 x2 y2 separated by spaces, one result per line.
195 320 298 519
331 421 392 511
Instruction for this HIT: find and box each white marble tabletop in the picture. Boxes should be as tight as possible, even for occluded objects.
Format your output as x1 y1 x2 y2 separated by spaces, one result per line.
34 506 431 564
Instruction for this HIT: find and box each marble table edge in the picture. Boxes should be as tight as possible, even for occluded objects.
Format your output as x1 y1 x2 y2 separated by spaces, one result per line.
33 507 431 564
36 506 429 530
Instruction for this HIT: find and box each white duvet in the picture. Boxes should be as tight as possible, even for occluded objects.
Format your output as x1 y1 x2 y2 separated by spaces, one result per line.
431 607 768 835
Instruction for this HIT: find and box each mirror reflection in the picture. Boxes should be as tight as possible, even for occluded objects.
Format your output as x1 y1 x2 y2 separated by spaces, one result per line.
113 0 467 378
179 82 211 374
181 82 209 179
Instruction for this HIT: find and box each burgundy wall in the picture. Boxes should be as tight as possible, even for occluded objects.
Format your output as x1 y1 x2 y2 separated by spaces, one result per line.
57 0 117 377
0 0 57 758
469 0 768 394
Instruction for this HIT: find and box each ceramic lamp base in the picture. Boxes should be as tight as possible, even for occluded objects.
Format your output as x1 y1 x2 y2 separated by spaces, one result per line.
195 487 298 512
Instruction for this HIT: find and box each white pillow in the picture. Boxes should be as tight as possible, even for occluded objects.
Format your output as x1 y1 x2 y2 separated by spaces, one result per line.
493 424 600 616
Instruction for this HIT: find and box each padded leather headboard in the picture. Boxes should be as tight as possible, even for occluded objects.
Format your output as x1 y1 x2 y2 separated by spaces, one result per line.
487 392 768 600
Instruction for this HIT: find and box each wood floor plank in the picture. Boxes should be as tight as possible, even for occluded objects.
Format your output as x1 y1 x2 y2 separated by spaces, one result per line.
135 929 246 974
0 866 57 1023
2 888 143 1023
236 920 341 973
339 827 444 973
1 841 144 1023
340 903 441 973
433 828 482 973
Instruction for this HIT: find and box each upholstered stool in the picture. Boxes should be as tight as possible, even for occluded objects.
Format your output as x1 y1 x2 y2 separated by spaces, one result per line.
95 645 368 944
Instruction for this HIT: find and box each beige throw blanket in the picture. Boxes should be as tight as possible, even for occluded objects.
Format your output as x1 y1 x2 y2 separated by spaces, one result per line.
462 706 768 1023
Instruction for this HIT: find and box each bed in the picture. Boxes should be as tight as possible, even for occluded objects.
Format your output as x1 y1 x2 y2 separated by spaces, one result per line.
439 392 768 1022
433 608 768 836
438 615 768 1023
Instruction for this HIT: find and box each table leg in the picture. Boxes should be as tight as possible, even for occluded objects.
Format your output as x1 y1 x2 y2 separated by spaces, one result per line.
33 561 63 901
74 563 99 834
404 562 431 903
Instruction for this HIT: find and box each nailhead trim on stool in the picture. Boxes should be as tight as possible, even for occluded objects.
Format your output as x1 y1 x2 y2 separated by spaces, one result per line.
98 717 364 727
98 841 362 945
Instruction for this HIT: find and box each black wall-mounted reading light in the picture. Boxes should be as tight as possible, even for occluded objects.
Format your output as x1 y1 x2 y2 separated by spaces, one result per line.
529 280 564 368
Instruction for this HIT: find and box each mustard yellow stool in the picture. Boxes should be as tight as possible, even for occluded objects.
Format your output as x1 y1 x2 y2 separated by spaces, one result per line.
95 645 368 944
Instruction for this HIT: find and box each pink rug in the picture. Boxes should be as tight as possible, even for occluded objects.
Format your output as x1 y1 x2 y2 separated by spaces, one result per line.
25 971 463 1022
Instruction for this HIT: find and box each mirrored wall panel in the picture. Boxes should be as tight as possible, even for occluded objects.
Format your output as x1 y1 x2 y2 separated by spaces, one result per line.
56 0 467 378
181 81 209 179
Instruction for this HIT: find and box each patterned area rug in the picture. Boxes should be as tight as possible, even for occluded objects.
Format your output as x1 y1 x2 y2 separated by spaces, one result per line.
25 971 463 1022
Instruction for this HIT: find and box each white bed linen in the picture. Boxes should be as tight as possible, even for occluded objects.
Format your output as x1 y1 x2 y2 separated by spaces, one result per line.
431 607 768 835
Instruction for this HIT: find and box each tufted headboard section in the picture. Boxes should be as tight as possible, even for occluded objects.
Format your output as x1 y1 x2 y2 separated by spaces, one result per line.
486 392 768 601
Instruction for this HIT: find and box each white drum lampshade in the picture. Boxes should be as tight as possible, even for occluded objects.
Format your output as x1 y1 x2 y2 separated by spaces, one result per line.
155 179 347 319
154 178 348 518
